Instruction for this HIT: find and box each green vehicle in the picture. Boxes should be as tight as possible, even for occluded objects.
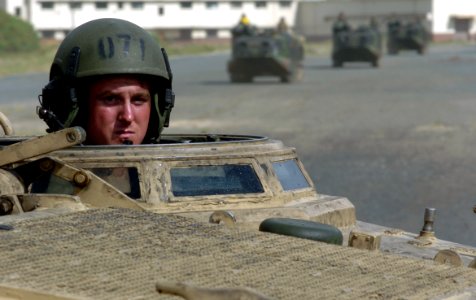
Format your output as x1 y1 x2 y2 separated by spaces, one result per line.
227 29 304 83
332 25 382 68
387 19 430 54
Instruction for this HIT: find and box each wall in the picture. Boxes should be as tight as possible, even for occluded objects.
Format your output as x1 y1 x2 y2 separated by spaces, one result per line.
432 0 476 41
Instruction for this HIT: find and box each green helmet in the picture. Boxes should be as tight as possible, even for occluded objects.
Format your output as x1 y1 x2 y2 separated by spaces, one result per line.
38 18 175 143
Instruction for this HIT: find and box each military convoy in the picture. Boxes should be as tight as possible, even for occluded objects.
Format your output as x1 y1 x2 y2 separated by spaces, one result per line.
387 19 430 55
227 24 304 83
1 112 476 299
332 24 382 68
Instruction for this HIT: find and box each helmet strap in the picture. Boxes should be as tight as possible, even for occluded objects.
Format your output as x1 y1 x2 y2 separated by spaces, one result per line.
63 47 81 128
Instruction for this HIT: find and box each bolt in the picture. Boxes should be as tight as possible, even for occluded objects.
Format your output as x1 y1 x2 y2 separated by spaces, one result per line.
66 132 77 143
73 171 89 187
0 197 13 215
39 159 54 172
419 207 436 238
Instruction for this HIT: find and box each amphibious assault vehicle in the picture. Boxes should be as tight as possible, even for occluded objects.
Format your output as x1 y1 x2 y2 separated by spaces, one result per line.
332 25 382 68
227 29 304 83
1 112 476 300
387 19 430 55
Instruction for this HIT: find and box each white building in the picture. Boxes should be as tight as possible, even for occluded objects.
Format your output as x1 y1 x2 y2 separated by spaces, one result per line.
1 0 298 40
1 0 476 40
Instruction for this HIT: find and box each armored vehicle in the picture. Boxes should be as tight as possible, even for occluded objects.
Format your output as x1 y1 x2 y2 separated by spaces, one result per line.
387 19 430 55
332 25 382 68
227 29 304 83
1 114 476 299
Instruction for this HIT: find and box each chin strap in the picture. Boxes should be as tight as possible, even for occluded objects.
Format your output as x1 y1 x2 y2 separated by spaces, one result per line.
161 48 175 128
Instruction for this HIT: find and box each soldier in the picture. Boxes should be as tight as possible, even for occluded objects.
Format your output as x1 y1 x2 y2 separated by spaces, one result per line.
332 12 351 36
232 13 257 37
276 17 289 33
37 18 175 145
387 13 401 35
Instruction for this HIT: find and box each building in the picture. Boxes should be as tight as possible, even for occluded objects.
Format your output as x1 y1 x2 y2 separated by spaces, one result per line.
1 0 475 41
1 0 298 40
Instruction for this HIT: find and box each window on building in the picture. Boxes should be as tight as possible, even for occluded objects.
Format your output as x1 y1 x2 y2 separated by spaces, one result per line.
206 29 218 38
41 2 54 10
206 1 218 9
131 2 144 9
70 2 82 9
118 2 124 9
42 30 55 38
14 7 21 16
158 6 164 15
95 1 108 9
180 1 192 9
279 1 291 7
230 1 242 8
255 1 266 8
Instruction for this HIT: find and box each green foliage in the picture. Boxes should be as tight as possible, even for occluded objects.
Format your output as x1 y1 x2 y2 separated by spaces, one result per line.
0 10 39 53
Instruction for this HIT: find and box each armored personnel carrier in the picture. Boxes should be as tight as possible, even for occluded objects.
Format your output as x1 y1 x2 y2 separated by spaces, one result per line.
387 19 430 55
227 29 304 83
1 113 476 299
332 25 382 68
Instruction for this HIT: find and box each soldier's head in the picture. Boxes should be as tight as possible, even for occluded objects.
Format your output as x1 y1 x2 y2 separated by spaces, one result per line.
38 18 174 145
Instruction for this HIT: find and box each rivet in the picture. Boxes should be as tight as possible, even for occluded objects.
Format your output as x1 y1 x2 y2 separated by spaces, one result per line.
73 171 89 187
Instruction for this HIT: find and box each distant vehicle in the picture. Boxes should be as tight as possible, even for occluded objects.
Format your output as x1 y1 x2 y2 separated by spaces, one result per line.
387 19 430 55
227 28 304 83
332 25 382 68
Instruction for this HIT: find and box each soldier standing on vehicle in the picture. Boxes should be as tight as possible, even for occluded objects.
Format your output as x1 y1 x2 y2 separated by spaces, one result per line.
276 17 289 33
232 13 257 37
333 12 351 36
387 14 401 35
37 18 175 145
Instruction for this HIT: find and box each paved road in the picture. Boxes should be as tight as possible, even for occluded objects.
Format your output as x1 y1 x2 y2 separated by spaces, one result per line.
1 43 476 246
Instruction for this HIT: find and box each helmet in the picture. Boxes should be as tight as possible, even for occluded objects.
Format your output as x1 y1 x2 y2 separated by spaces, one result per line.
38 18 175 143
240 15 250 26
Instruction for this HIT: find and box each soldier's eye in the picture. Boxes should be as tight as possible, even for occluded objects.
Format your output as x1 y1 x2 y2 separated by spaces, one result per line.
101 96 119 104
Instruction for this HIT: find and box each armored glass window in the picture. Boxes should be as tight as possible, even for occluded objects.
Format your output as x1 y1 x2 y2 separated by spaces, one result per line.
272 159 310 191
171 164 264 197
30 167 141 200
89 167 141 199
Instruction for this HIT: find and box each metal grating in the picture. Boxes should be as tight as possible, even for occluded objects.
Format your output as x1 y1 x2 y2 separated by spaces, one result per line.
1 209 476 300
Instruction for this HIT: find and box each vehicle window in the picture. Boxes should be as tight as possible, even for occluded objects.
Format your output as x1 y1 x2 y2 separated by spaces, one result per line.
30 174 75 195
272 159 310 191
171 164 264 197
30 167 141 200
89 167 141 199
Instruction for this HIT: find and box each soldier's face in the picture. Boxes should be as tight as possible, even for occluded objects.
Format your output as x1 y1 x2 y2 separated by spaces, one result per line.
86 75 152 145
